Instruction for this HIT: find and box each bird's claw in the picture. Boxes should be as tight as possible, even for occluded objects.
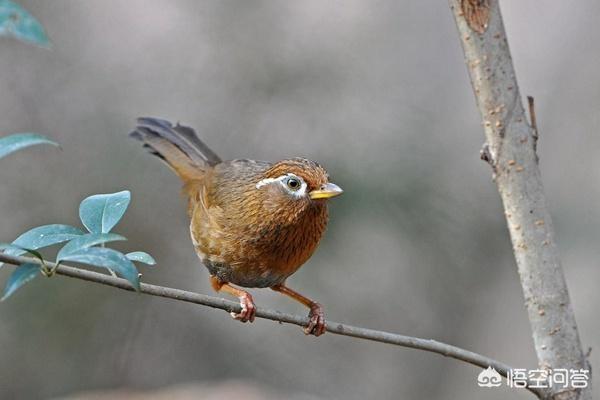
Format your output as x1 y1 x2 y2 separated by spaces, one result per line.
304 303 326 336
230 293 256 323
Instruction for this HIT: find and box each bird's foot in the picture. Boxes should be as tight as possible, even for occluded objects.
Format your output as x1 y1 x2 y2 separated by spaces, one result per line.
230 292 256 323
304 302 326 336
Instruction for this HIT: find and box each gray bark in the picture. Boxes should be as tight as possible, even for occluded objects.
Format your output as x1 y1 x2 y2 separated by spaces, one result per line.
448 1 590 399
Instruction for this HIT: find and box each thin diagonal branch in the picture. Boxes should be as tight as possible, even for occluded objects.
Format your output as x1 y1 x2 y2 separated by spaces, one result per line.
0 252 546 398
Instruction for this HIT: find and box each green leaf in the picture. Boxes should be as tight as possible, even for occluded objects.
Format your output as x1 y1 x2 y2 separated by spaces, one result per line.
1 263 40 301
0 0 49 47
60 247 140 290
12 245 42 261
126 251 156 266
0 242 29 254
79 191 131 233
3 224 85 258
0 242 14 250
0 133 58 159
57 233 126 261
0 242 51 269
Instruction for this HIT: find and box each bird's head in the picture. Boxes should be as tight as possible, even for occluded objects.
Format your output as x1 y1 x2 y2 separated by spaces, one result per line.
255 158 343 214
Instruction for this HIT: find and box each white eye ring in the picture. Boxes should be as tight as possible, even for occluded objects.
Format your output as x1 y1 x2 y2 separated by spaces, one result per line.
256 174 307 198
256 177 278 189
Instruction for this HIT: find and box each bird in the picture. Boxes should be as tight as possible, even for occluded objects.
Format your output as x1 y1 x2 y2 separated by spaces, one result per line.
130 117 343 336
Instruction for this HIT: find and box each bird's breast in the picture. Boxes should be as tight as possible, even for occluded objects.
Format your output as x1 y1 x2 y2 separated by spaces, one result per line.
253 203 328 274
191 197 329 288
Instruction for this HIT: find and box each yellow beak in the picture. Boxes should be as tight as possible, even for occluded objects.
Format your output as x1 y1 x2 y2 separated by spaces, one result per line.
309 182 344 200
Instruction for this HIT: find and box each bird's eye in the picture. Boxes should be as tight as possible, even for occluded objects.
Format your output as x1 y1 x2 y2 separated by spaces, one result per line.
286 177 301 190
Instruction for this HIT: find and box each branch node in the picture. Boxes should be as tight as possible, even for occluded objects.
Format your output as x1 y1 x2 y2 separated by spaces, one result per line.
461 0 490 34
480 143 492 164
480 143 498 179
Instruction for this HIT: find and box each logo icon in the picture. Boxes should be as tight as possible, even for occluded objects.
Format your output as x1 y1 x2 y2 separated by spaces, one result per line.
478 367 502 387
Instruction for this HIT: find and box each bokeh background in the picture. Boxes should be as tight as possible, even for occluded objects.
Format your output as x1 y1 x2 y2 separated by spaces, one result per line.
1 1 598 399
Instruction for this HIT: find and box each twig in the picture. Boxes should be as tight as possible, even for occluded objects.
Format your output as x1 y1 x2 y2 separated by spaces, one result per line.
527 96 539 160
527 96 537 133
0 252 546 398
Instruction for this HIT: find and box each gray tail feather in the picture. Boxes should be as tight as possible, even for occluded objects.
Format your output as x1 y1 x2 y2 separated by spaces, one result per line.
130 117 221 166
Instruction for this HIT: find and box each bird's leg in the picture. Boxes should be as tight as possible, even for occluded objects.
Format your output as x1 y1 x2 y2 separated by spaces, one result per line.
210 275 256 323
271 283 326 336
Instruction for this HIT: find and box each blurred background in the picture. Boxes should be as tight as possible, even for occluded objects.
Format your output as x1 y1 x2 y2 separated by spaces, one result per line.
0 1 598 399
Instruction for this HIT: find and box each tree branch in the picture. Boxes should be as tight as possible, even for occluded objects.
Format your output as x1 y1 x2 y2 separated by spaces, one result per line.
449 1 589 398
0 252 546 398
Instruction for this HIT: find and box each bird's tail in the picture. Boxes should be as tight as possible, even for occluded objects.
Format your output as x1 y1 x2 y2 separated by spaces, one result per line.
130 117 221 182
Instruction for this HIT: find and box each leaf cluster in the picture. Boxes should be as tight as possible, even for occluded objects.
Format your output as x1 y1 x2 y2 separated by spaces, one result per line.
1 191 155 299
0 114 155 301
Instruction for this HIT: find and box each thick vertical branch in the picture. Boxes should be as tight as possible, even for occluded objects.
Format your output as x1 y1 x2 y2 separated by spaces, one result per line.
449 1 589 399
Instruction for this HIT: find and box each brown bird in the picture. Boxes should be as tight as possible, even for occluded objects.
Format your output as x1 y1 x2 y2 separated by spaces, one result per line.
130 117 342 336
